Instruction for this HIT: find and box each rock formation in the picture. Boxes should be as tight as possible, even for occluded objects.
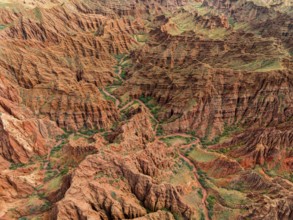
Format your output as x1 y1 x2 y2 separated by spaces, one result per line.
0 0 292 219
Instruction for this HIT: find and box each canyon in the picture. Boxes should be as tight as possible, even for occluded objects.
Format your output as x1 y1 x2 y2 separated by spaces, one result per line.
0 0 292 219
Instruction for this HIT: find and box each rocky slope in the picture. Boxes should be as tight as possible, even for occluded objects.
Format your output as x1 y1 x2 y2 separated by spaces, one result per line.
0 0 292 219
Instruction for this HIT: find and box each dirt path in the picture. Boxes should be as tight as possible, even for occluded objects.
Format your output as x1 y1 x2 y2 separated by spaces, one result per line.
120 100 134 112
259 167 274 181
152 131 210 219
115 65 123 81
44 140 62 169
179 152 210 220
159 133 194 139
135 99 159 122
103 64 124 109
199 143 243 169
103 89 120 107
107 58 210 219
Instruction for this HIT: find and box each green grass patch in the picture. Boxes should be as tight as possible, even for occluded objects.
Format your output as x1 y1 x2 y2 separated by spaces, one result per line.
156 124 164 136
188 146 217 163
34 7 42 22
139 95 161 119
230 59 283 72
9 163 25 170
0 24 6 30
201 124 240 148
79 127 103 136
170 159 194 185
47 175 62 191
207 195 216 219
99 89 116 103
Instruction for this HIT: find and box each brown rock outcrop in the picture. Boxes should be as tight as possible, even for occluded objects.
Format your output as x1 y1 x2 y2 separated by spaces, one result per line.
52 107 196 219
52 142 195 219
0 112 60 163
132 210 175 220
199 157 243 178
62 133 105 160
0 1 292 219
203 0 293 52
211 124 293 169
230 172 293 220
0 70 61 164
114 106 156 149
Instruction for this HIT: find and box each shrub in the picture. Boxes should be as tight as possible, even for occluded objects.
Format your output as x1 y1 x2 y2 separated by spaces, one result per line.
121 71 127 79
60 166 69 176
56 130 73 141
111 191 117 200
156 125 164 136
173 213 183 220
197 189 203 198
200 212 205 220
50 143 64 156
207 195 216 218
187 130 196 136
139 95 152 104
10 163 25 170
40 201 51 212
197 169 208 188
79 128 99 136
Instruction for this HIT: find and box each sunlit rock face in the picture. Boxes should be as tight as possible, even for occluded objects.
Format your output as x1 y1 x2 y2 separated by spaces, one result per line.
0 0 292 220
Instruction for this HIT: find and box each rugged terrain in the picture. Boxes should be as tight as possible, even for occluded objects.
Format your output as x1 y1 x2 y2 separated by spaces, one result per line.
0 0 292 219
